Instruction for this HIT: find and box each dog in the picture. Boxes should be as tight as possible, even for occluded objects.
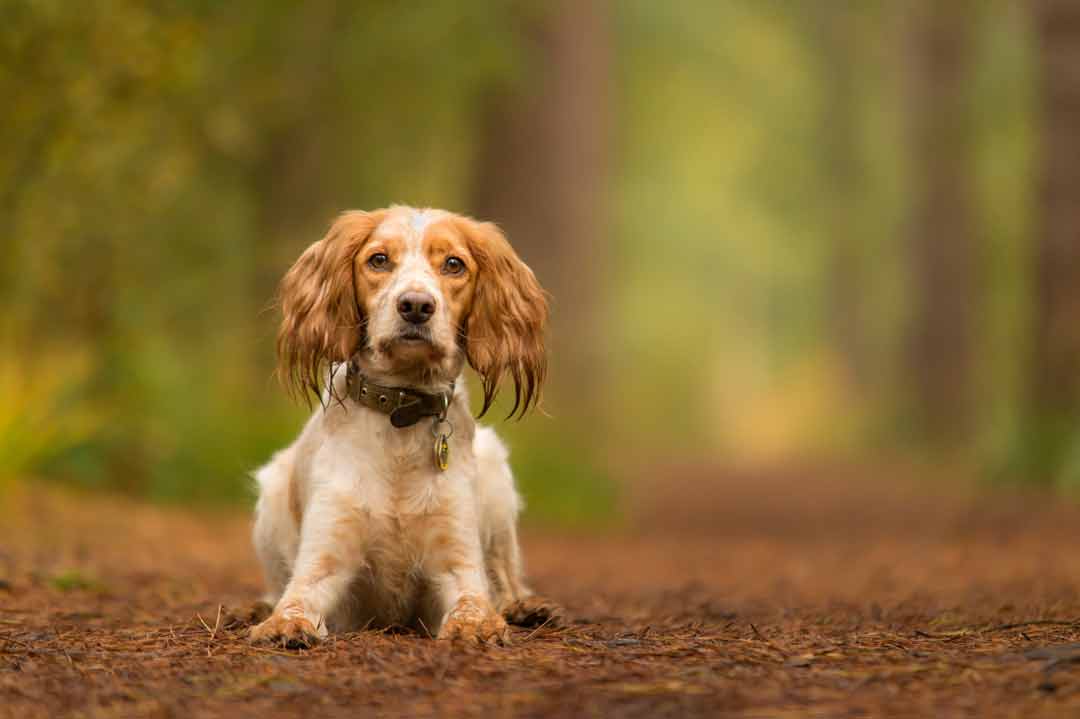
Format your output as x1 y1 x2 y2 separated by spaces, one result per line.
248 206 556 646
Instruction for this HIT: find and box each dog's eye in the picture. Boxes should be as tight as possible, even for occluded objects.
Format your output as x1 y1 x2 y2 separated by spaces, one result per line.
442 256 465 276
368 253 390 270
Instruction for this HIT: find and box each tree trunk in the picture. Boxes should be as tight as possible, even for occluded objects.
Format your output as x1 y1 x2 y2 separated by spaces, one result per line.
818 6 867 391
1026 0 1080 480
471 0 612 419
250 1 343 376
904 0 977 446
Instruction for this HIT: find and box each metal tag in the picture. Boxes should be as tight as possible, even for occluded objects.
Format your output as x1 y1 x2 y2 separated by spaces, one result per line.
434 434 450 471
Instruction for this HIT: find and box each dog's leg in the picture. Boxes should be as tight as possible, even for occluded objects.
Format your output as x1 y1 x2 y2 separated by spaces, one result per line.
486 521 528 610
249 491 369 648
474 428 562 628
486 519 563 629
422 511 509 644
251 451 300 606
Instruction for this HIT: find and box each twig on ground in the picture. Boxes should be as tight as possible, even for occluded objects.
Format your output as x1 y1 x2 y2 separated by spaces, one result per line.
195 612 214 639
914 630 969 641
985 620 1080 633
0 635 33 652
211 604 222 642
522 616 554 642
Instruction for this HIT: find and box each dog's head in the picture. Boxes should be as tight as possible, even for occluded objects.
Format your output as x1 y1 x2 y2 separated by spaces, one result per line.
277 206 548 417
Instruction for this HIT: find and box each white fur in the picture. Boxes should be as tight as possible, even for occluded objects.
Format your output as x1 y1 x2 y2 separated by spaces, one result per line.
408 207 441 234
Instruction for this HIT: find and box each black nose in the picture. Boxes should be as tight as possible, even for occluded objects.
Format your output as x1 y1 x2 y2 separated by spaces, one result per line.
397 291 436 324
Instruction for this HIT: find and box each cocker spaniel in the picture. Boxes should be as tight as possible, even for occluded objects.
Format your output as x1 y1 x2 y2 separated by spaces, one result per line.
248 206 556 646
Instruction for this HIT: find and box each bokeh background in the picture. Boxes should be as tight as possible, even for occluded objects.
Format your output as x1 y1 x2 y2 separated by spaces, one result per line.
3 0 1079 523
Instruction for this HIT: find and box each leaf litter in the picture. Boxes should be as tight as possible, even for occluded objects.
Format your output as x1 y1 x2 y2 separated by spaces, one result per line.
3 481 1080 717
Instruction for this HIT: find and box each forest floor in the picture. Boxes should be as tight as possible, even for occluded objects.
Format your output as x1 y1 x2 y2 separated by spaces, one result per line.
4 464 1080 718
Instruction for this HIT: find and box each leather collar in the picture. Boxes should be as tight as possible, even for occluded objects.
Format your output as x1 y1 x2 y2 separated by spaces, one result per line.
345 360 454 428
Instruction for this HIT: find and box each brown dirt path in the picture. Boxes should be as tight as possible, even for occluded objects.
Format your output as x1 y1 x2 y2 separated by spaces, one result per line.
3 467 1080 718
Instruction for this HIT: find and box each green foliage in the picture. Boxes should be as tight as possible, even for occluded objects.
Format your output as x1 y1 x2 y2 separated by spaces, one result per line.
502 424 619 527
0 353 101 486
2 0 533 506
49 569 108 594
991 414 1080 490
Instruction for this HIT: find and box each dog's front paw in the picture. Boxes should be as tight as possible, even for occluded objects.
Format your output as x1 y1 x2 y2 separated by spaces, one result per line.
249 612 325 649
438 595 510 644
503 596 563 628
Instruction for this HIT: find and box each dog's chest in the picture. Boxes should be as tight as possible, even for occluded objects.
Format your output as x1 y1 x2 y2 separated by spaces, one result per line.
364 448 451 538
357 472 459 623
338 425 473 571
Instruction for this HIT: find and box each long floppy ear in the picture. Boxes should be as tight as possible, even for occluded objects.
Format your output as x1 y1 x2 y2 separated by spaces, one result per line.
456 218 549 418
276 210 384 401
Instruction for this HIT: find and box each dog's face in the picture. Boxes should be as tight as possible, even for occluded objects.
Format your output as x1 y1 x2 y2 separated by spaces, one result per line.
356 208 476 379
277 206 548 417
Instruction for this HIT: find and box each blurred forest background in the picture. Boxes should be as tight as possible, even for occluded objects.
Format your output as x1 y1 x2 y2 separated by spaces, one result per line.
2 0 1079 522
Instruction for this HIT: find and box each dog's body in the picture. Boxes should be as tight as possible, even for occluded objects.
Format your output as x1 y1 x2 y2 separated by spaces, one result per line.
249 206 550 646
251 377 528 641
